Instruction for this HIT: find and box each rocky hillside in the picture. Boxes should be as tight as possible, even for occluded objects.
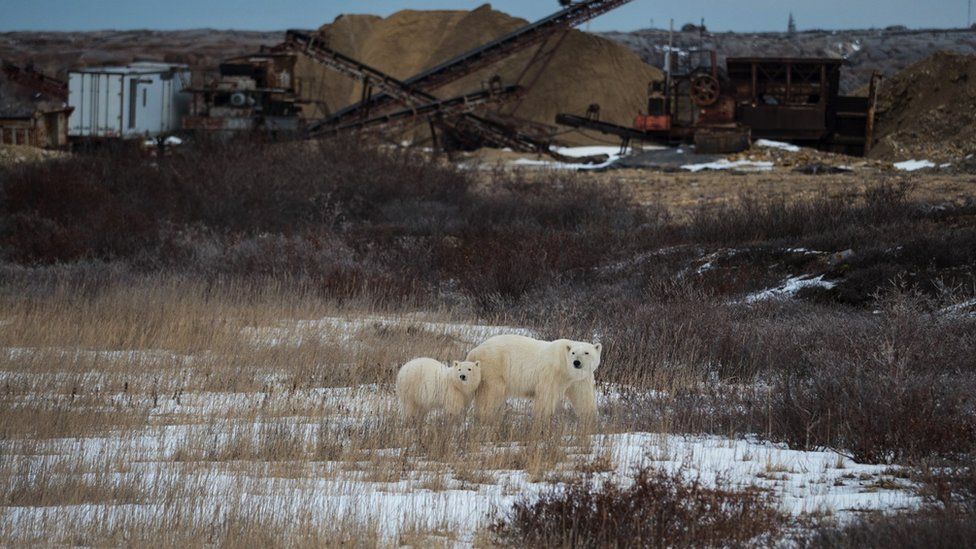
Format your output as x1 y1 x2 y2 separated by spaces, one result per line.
0 29 280 79
601 27 976 93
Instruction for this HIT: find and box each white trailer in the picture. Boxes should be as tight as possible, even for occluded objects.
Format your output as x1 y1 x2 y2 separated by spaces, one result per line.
68 62 190 139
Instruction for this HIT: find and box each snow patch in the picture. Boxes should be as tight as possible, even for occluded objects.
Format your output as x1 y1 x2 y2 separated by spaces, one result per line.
682 159 774 172
509 145 665 171
755 139 800 152
894 159 935 171
746 275 836 303
940 298 976 318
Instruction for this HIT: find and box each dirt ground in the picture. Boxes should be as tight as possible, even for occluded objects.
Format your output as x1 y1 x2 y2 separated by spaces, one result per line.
598 169 976 215
460 148 976 218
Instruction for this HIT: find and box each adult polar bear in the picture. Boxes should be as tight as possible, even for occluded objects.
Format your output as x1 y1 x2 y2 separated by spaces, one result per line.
466 334 601 424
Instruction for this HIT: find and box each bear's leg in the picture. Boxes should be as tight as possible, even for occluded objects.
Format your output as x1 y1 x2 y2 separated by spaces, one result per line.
443 391 466 419
532 386 560 426
475 380 506 422
401 399 424 423
565 379 598 429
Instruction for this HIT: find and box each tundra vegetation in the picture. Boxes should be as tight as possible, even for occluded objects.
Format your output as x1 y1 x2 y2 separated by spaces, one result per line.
0 139 974 546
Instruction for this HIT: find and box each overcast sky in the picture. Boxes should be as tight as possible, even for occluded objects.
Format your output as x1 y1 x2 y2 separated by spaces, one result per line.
1 1 972 33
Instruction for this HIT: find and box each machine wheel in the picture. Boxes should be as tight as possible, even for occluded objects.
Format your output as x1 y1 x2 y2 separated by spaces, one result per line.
690 74 721 107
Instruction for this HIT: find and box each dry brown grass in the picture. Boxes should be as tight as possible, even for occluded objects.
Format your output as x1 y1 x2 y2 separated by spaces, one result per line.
587 169 976 220
0 275 960 545
0 279 647 545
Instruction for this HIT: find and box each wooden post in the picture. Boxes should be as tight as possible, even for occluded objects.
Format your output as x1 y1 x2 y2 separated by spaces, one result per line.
864 71 881 156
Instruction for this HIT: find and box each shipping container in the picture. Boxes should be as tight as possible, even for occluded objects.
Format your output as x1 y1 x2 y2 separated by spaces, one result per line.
68 62 190 139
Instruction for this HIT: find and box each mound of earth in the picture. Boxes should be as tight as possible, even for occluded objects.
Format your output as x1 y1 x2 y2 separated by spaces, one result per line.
306 4 662 145
870 51 976 162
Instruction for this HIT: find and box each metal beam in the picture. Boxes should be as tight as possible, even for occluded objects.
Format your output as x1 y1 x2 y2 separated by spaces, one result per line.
281 31 428 110
313 85 524 136
281 31 557 153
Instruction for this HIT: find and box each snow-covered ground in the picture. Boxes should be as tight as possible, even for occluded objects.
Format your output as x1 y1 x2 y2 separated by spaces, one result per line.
0 384 919 544
0 314 921 544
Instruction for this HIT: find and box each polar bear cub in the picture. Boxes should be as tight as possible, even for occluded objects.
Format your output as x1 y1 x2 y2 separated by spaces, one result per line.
466 334 601 424
396 358 482 421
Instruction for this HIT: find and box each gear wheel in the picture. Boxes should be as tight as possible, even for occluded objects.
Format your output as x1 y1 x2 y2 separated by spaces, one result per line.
690 74 721 107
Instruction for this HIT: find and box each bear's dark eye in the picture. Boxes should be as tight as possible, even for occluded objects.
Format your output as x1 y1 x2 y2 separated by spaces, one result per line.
585 352 590 355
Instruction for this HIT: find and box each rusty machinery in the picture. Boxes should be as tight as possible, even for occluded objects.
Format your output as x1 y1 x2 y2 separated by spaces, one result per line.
316 0 638 131
282 0 637 160
186 0 636 159
182 53 305 133
558 52 880 156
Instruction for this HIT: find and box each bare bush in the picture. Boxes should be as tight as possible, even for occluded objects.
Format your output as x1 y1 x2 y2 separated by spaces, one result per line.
763 290 976 463
805 510 976 549
687 181 915 246
490 466 785 548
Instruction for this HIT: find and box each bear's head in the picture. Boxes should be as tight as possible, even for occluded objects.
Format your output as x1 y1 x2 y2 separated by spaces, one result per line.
565 341 602 378
451 360 482 395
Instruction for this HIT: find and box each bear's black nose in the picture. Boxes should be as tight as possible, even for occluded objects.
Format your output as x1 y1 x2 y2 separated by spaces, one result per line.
460 374 467 381
573 360 582 368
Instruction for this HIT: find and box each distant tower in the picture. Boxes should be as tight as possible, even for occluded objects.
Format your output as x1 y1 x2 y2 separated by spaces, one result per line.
788 12 797 35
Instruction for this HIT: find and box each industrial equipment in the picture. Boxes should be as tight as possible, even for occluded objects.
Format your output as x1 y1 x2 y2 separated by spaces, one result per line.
270 0 635 161
183 0 634 159
557 52 880 156
317 0 636 131
182 53 303 133
278 30 550 153
321 85 525 136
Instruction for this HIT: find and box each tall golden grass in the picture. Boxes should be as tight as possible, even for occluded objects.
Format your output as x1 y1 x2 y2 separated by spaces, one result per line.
0 279 644 546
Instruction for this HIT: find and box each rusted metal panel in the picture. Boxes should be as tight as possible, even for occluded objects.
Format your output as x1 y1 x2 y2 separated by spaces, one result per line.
737 105 827 134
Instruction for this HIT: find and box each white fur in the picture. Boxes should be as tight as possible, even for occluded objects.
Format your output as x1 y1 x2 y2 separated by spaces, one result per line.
396 358 482 421
466 334 601 424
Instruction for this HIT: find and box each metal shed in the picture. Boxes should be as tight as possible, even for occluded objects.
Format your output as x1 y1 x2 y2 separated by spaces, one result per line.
68 62 190 139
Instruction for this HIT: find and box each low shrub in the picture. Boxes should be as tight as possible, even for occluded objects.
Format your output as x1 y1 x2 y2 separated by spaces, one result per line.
489 467 785 548
918 454 976 513
763 290 976 463
687 181 915 247
805 510 976 549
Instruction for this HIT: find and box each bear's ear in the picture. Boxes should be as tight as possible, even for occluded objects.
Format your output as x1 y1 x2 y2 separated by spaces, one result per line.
474 361 481 367
594 343 602 353
452 361 459 368
566 344 572 352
